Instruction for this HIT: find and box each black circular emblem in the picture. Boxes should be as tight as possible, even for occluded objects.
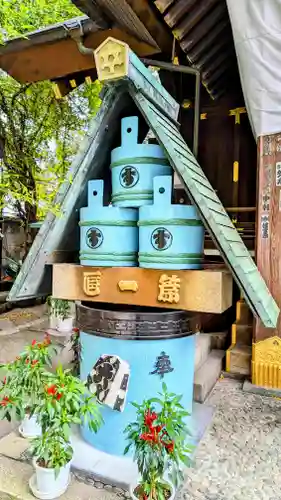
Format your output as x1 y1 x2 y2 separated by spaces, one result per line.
151 227 173 251
119 165 139 188
86 227 103 249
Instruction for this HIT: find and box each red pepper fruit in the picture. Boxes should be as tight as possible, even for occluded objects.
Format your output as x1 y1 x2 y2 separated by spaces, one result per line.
44 334 51 345
140 432 158 443
46 385 56 395
31 360 38 367
165 441 175 453
56 393 62 401
144 410 157 428
31 339 36 346
0 397 11 407
155 425 163 433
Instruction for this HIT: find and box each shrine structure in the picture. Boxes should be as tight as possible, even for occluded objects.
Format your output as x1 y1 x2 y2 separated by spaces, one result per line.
1 2 281 469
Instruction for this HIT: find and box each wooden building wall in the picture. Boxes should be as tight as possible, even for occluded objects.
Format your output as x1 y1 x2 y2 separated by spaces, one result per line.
170 72 257 254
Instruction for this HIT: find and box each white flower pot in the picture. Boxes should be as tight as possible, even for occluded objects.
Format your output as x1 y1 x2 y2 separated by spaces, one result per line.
31 458 71 499
49 314 58 330
19 414 41 439
130 480 175 500
57 317 74 333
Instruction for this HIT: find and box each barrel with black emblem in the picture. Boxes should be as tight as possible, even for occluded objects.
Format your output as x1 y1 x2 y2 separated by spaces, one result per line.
79 179 138 267
139 176 205 269
110 116 171 207
77 302 199 456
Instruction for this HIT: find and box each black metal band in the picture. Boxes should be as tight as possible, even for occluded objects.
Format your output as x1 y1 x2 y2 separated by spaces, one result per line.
76 303 199 341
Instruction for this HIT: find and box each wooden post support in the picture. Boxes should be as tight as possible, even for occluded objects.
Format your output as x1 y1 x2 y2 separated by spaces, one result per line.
253 133 281 388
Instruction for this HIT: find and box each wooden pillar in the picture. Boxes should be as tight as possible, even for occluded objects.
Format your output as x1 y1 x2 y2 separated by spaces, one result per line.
252 132 281 388
229 107 246 224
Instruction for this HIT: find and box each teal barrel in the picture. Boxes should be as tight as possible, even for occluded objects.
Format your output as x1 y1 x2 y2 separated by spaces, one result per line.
79 180 138 267
110 116 171 207
77 303 198 457
138 176 205 269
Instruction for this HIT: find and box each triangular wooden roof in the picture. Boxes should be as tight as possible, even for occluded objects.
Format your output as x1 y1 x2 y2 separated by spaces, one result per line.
9 37 279 328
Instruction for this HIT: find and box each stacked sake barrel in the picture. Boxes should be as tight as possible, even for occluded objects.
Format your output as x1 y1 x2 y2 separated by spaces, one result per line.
79 116 205 270
78 116 205 458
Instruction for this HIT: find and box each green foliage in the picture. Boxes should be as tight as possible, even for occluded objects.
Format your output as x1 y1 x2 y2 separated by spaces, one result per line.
124 383 193 500
69 328 82 377
0 335 56 421
0 75 102 222
0 0 80 42
0 0 102 237
30 428 73 476
48 297 72 319
33 363 103 435
29 363 103 474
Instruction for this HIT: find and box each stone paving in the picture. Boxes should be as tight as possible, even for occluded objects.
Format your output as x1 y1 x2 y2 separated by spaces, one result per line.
180 378 281 500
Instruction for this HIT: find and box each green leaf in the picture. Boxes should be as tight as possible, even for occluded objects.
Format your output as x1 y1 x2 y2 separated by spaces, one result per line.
124 444 131 455
148 398 163 406
63 423 70 440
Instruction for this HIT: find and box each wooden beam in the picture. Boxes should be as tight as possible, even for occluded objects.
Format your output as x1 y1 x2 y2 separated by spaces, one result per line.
252 133 281 388
52 264 233 314
125 0 172 53
0 28 159 83
52 69 97 99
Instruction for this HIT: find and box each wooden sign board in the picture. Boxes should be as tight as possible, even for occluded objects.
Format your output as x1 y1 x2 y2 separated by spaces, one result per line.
52 264 233 314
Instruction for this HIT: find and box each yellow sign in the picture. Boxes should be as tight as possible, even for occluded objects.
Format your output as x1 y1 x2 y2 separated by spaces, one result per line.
83 271 102 297
158 274 181 304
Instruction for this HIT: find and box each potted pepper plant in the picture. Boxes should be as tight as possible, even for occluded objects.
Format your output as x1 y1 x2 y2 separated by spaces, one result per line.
29 364 103 499
124 383 193 500
0 335 56 438
47 297 74 333
30 429 73 499
55 299 74 334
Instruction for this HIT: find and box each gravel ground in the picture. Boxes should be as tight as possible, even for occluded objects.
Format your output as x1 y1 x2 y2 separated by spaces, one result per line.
180 378 281 500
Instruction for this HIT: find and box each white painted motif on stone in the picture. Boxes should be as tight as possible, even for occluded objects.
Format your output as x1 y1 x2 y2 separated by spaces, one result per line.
87 354 130 412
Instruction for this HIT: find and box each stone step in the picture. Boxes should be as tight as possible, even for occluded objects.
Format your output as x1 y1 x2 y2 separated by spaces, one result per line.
236 299 252 325
226 344 252 376
207 331 228 350
194 333 211 372
193 350 225 403
232 323 252 346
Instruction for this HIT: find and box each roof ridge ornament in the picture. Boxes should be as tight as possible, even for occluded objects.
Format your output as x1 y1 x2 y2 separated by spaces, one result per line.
94 37 180 122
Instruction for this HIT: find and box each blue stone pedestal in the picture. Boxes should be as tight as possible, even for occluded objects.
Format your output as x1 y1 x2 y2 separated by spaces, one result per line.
71 402 215 489
77 303 198 457
80 332 195 457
